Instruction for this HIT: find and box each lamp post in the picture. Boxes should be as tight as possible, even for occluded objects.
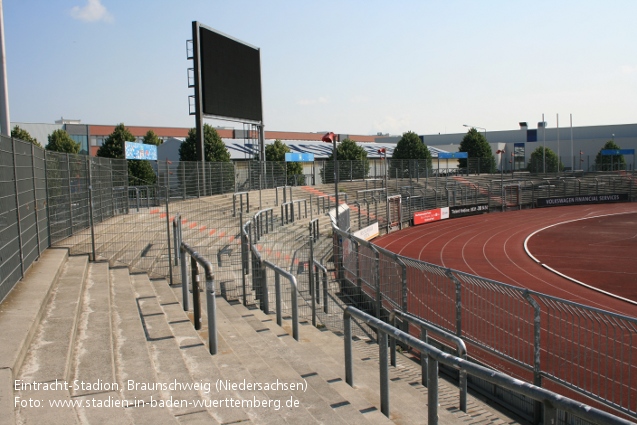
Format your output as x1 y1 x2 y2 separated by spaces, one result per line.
322 132 338 225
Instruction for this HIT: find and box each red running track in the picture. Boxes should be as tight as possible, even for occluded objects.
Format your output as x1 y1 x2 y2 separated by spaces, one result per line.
375 202 637 319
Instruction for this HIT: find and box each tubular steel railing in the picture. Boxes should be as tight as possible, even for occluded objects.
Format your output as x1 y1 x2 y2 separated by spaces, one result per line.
390 309 468 413
179 240 217 355
344 306 635 425
3 136 637 423
334 222 637 421
263 259 300 341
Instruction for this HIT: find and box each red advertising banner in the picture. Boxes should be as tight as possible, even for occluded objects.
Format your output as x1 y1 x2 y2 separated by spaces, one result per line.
413 207 449 225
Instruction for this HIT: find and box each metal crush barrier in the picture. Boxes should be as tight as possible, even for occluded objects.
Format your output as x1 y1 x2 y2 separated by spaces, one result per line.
1 136 636 424
334 221 637 422
343 306 634 425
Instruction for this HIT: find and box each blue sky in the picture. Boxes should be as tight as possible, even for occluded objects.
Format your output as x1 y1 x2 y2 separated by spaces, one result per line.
4 1 637 136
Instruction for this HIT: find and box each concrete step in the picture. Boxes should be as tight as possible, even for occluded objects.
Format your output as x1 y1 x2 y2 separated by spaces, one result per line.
128 273 217 421
149 276 310 424
220 295 468 424
218 300 393 425
70 262 132 424
110 267 179 425
18 255 89 384
13 254 88 425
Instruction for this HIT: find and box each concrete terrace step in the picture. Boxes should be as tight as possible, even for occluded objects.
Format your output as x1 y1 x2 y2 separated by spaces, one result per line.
183 276 481 424
153 276 343 424
217 301 394 425
12 254 88 425
110 268 179 425
212 300 366 424
128 273 218 422
248 316 437 424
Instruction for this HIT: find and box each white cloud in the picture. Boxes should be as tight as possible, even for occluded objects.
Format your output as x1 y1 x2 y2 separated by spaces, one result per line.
621 65 637 75
70 0 113 23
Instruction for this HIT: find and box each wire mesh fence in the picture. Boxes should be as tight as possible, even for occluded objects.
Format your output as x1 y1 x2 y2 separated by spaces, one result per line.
2 135 637 423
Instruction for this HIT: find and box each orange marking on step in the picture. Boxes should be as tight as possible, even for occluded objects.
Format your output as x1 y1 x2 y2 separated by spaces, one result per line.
209 229 216 236
285 254 291 261
199 225 207 231
150 208 159 214
159 213 167 218
219 231 226 237
189 222 198 229
228 235 235 242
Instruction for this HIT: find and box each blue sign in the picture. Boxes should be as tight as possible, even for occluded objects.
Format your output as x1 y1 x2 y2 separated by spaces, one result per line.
125 141 158 160
285 153 314 162
438 152 468 159
601 149 635 156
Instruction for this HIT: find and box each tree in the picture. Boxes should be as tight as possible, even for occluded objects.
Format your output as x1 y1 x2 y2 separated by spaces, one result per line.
595 140 626 171
265 139 304 185
11 125 42 148
143 130 162 146
178 124 233 195
527 146 563 173
459 128 495 173
179 124 230 162
46 129 80 153
389 131 432 178
97 123 132 158
320 138 369 183
97 123 156 186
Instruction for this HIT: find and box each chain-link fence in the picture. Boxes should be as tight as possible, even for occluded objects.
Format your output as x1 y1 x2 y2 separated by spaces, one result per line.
2 135 637 423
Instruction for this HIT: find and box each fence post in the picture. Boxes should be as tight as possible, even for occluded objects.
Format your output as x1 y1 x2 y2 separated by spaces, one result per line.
191 256 201 330
182 162 186 199
444 269 463 337
309 236 317 326
196 161 200 198
372 245 381 319
165 187 173 285
87 157 96 261
240 213 248 307
180 245 189 311
379 330 389 417
31 143 41 257
523 290 543 424
43 151 51 248
205 266 218 355
12 138 25 277
66 153 74 234
344 310 353 386
427 354 439 425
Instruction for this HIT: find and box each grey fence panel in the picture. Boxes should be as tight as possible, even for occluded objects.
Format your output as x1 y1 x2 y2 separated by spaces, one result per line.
33 147 48 254
45 151 72 244
14 139 39 269
532 295 637 417
399 257 459 334
451 271 538 376
0 137 22 302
